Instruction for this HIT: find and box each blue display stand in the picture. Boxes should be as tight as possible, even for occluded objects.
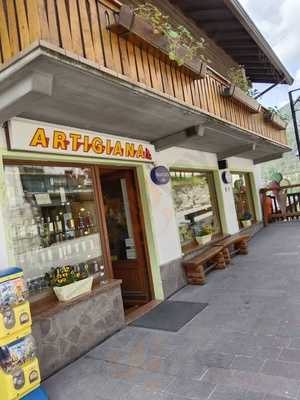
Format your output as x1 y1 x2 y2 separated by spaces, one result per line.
21 387 48 400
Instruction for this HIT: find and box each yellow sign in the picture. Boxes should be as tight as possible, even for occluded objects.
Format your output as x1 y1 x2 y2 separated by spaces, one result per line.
8 118 154 162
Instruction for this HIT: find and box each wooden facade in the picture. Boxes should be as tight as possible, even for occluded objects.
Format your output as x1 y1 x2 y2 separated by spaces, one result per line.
0 0 288 146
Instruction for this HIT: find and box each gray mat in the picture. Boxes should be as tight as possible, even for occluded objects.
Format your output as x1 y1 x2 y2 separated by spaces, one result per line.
131 301 208 332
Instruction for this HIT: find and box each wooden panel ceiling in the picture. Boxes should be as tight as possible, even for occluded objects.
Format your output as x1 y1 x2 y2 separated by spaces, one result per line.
169 0 293 84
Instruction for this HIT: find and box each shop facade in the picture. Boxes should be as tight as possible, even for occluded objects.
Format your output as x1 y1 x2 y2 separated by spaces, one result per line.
0 117 263 376
0 0 292 382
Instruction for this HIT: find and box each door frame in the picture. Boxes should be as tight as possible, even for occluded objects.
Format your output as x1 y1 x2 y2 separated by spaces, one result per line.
97 165 155 304
3 159 155 304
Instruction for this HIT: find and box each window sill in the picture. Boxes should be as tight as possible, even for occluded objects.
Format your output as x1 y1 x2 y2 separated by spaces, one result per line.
30 279 122 321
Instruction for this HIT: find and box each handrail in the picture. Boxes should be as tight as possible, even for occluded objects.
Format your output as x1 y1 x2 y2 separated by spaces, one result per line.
260 184 300 226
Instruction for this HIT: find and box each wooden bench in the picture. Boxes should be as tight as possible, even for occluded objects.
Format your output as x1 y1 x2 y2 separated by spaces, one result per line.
214 233 250 265
182 246 226 285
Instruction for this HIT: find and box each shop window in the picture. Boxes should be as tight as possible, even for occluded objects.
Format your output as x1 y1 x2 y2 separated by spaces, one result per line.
232 172 256 228
4 164 104 295
170 170 221 251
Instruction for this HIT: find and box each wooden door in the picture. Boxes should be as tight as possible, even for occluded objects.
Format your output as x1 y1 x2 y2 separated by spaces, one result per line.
100 169 151 307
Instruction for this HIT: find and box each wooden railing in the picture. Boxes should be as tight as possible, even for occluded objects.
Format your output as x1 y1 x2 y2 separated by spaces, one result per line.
260 184 300 225
0 0 288 146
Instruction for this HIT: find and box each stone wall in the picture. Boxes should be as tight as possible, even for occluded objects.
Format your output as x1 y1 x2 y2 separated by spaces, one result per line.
32 283 125 379
160 258 187 298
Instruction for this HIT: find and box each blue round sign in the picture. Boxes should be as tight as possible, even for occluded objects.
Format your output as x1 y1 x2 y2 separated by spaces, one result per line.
150 166 170 185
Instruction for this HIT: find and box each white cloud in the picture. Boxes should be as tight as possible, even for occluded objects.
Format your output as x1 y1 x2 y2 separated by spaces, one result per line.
239 0 300 68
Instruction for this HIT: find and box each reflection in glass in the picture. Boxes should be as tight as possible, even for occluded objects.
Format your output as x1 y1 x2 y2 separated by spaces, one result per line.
171 170 221 247
4 165 103 291
102 178 136 262
232 172 255 228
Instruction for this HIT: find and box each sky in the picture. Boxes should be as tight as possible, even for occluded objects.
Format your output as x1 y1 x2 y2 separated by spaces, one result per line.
239 0 300 108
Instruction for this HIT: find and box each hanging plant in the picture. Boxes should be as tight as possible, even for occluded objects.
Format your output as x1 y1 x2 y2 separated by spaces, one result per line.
134 3 209 66
267 106 289 122
227 65 254 96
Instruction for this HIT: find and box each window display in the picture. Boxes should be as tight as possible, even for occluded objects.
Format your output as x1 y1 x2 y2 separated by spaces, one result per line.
170 170 221 249
232 172 256 228
4 164 104 295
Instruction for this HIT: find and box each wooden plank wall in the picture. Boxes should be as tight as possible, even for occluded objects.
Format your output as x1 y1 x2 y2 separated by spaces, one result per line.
0 0 288 146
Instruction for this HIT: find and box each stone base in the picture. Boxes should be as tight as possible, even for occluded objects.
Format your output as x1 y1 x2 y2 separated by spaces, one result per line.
160 258 187 298
32 281 125 379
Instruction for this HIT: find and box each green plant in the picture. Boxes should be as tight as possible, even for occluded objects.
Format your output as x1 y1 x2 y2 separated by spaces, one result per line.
267 106 289 122
227 65 253 95
134 3 208 66
45 265 89 287
199 224 214 236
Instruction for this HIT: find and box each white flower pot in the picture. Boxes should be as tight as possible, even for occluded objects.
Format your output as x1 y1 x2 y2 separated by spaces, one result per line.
53 276 93 302
241 220 252 228
196 234 212 245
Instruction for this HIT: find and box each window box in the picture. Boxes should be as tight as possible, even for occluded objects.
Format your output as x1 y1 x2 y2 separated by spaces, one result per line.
263 111 288 130
53 276 93 302
109 5 207 79
222 85 261 113
195 234 212 246
241 220 252 228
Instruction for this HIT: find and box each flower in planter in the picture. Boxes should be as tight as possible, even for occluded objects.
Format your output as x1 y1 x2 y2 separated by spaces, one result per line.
227 65 258 97
45 265 89 288
199 224 214 236
266 106 289 122
134 3 209 66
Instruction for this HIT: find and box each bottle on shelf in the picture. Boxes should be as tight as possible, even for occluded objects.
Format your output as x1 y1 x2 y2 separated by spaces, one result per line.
47 216 55 244
78 213 86 236
54 215 63 242
63 212 76 239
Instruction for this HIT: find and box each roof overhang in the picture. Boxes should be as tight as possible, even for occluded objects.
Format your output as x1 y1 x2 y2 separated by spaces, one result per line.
0 43 291 164
169 0 293 84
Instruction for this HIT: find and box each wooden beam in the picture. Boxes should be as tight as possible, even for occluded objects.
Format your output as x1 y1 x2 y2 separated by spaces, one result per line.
152 124 206 152
214 32 251 41
254 153 283 164
185 9 232 20
199 22 242 33
217 143 256 160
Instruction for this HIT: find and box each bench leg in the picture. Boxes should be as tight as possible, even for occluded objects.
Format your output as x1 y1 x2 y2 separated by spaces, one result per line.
214 252 226 269
223 248 231 265
185 264 206 285
235 240 248 255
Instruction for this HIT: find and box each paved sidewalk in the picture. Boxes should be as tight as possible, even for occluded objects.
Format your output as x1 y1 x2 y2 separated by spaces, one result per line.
44 223 300 399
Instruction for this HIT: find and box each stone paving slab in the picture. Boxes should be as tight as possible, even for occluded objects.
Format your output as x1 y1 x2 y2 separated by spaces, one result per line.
44 223 300 399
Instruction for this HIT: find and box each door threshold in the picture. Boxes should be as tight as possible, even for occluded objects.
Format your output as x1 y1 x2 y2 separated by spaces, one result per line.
125 300 162 325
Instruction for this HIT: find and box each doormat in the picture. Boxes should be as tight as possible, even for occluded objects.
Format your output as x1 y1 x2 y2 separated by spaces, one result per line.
130 301 208 332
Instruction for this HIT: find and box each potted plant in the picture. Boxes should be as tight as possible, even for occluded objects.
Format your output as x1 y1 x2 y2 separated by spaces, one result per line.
222 65 261 113
109 3 208 78
241 212 252 228
45 265 93 302
194 224 213 245
264 107 288 130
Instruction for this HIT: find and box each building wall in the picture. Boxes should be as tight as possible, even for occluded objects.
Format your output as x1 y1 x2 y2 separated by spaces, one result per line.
0 123 262 299
143 148 262 297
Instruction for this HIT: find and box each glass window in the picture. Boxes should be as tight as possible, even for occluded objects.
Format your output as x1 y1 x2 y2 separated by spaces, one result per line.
232 172 256 228
4 164 104 294
170 170 221 249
